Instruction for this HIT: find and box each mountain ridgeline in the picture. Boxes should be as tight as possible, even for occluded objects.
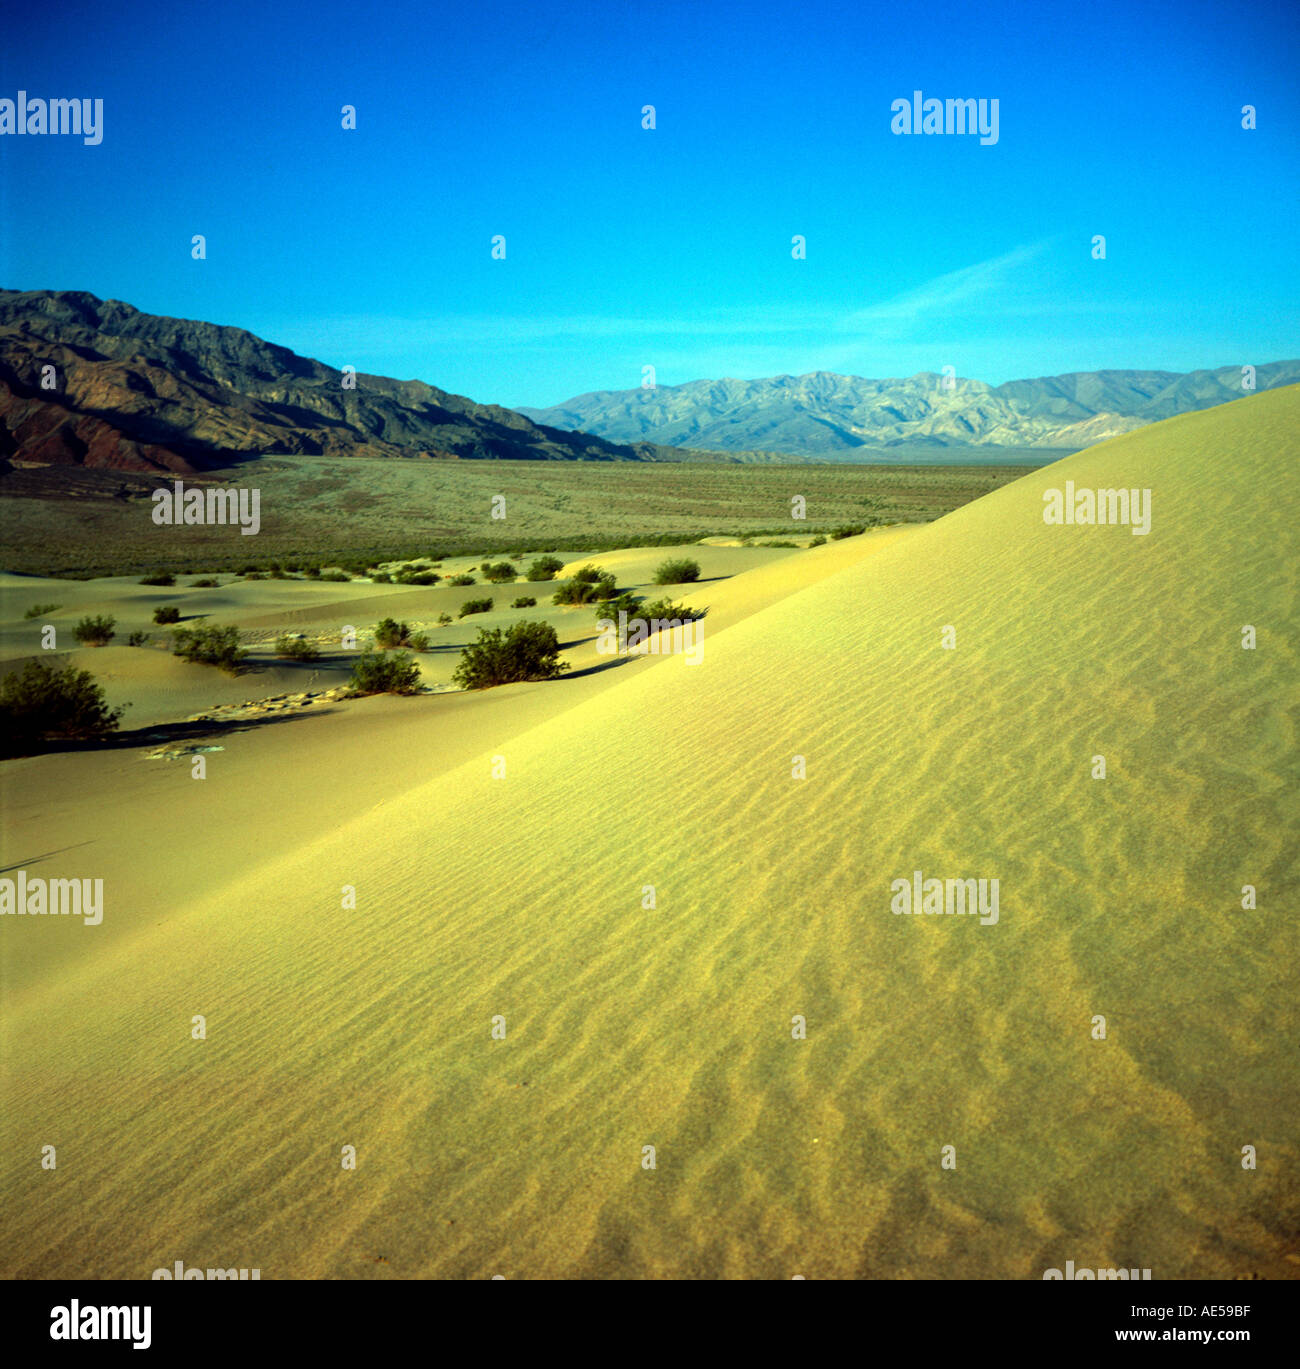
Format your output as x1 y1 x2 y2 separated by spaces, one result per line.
0 290 670 473
518 363 1300 458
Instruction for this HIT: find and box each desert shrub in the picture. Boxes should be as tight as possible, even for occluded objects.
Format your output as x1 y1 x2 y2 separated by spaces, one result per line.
350 648 421 696
652 557 701 584
243 571 266 580
0 660 125 756
526 556 565 581
319 570 350 582
757 540 798 548
139 572 175 586
127 631 148 647
191 578 219 588
452 621 566 690
396 570 439 586
552 579 598 606
595 595 704 629
23 602 60 619
482 561 517 583
74 614 116 647
570 564 602 583
458 597 494 618
172 624 246 673
448 573 475 586
373 617 417 648
275 635 320 661
436 613 453 626
410 632 430 652
553 571 615 605
303 566 321 579
830 524 866 540
370 571 393 583
152 605 181 624
269 564 286 579
808 534 827 547
511 596 537 608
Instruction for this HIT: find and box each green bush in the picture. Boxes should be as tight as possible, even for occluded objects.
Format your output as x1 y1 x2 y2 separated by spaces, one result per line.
396 570 439 586
23 602 60 619
596 594 704 629
482 561 517 583
127 630 148 647
74 614 116 647
172 624 246 673
458 597 494 618
436 613 453 626
830 524 866 540
191 578 219 588
448 573 475 586
350 648 422 696
275 635 320 661
152 605 181 625
370 571 393 583
410 632 430 652
525 556 565 581
319 569 350 582
808 534 827 547
303 566 321 579
139 572 175 586
553 571 615 605
452 621 567 690
0 659 125 757
652 557 701 584
511 596 537 608
757 540 798 548
374 617 416 648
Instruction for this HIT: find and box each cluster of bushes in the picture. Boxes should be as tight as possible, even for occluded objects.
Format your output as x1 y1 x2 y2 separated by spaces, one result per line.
525 556 565 582
318 569 351 583
350 649 421 696
23 602 60 620
552 565 618 605
373 618 429 651
447 573 476 587
139 572 175 586
452 622 566 690
652 558 701 585
127 631 149 646
511 596 537 608
830 524 867 540
458 598 493 619
393 564 440 585
0 660 125 757
481 561 517 583
597 594 704 629
74 614 116 646
172 624 246 674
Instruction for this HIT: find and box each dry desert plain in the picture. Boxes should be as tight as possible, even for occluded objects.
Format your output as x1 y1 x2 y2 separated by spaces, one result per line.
1 386 1297 1279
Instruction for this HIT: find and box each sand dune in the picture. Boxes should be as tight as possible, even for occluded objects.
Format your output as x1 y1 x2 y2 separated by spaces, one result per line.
1 389 1296 1279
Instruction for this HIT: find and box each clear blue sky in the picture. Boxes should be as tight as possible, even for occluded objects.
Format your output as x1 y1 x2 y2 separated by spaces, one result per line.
2 0 1297 407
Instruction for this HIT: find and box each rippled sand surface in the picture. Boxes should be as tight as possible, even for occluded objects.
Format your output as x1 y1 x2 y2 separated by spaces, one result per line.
3 388 1297 1278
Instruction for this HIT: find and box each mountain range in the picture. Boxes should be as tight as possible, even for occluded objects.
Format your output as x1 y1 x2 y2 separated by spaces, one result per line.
3 289 1294 473
0 290 669 474
518 362 1300 457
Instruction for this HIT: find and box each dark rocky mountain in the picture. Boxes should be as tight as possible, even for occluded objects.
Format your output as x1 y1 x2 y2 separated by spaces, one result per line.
519 362 1300 457
0 290 670 473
